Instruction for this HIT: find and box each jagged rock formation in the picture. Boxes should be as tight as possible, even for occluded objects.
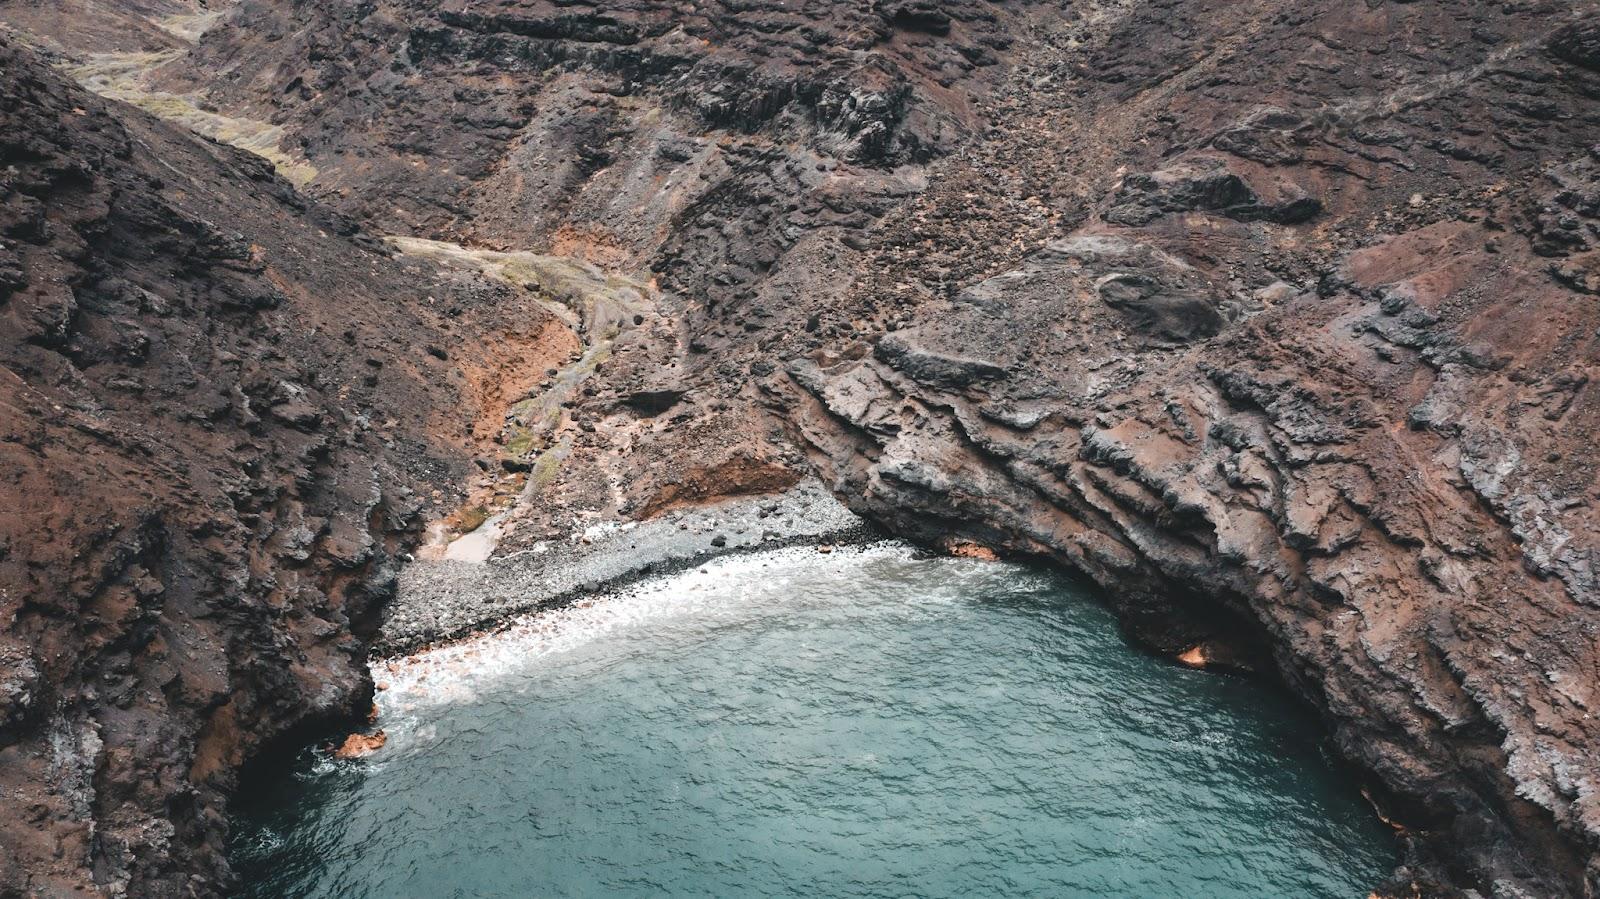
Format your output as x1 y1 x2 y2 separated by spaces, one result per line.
792 6 1600 890
164 0 1013 243
2 0 1599 895
146 0 1031 544
0 37 554 894
787 9 1600 894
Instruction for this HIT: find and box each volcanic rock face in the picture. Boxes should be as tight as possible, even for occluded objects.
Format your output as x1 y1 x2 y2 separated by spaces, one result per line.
783 8 1600 893
164 0 1012 243
0 36 555 894
3 0 1600 896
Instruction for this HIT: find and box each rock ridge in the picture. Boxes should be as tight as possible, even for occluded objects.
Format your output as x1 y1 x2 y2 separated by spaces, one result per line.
2 0 1600 896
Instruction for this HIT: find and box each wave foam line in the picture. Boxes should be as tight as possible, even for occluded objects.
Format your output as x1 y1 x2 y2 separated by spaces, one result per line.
372 541 915 724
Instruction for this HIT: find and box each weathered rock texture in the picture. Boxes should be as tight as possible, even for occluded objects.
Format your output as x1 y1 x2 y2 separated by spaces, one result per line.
3 0 1600 895
0 36 555 895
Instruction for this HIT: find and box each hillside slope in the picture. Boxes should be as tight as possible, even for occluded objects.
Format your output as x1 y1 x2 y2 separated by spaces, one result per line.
1 0 1598 895
161 1 1600 894
0 37 553 894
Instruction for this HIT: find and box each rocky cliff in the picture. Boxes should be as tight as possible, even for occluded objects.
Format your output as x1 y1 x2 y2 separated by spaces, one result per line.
3 0 1599 895
0 35 558 894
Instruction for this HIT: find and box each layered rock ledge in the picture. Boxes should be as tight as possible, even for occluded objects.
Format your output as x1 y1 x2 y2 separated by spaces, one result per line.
3 0 1599 895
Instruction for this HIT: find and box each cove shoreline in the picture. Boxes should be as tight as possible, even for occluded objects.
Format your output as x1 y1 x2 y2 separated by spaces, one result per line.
378 480 883 659
235 471 1412 899
239 540 1401 899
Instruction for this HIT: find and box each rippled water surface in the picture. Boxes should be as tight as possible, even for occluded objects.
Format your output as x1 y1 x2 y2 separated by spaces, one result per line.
232 543 1393 897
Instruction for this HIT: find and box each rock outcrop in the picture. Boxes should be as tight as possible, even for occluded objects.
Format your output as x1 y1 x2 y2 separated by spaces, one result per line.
3 0 1600 896
776 7 1600 894
0 36 549 895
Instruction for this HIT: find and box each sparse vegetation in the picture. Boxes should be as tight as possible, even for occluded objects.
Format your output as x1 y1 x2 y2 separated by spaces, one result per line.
64 50 318 186
529 442 568 489
387 237 650 338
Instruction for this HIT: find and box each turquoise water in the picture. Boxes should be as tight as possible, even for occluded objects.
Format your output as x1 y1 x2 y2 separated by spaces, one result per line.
231 543 1394 897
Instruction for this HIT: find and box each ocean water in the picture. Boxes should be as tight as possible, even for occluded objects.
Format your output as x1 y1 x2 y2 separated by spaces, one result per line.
231 543 1394 897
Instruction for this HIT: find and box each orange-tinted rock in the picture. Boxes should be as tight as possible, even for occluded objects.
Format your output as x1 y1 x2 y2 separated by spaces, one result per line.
944 541 999 561
333 731 388 760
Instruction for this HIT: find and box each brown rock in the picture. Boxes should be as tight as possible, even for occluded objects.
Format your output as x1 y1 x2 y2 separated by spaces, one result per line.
944 540 999 561
333 731 388 760
5 0 1599 895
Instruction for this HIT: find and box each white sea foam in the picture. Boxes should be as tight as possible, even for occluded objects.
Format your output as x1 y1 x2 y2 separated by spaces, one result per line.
372 541 917 737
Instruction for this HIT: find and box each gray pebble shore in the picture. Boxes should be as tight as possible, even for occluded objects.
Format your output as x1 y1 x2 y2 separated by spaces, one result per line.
378 480 876 656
